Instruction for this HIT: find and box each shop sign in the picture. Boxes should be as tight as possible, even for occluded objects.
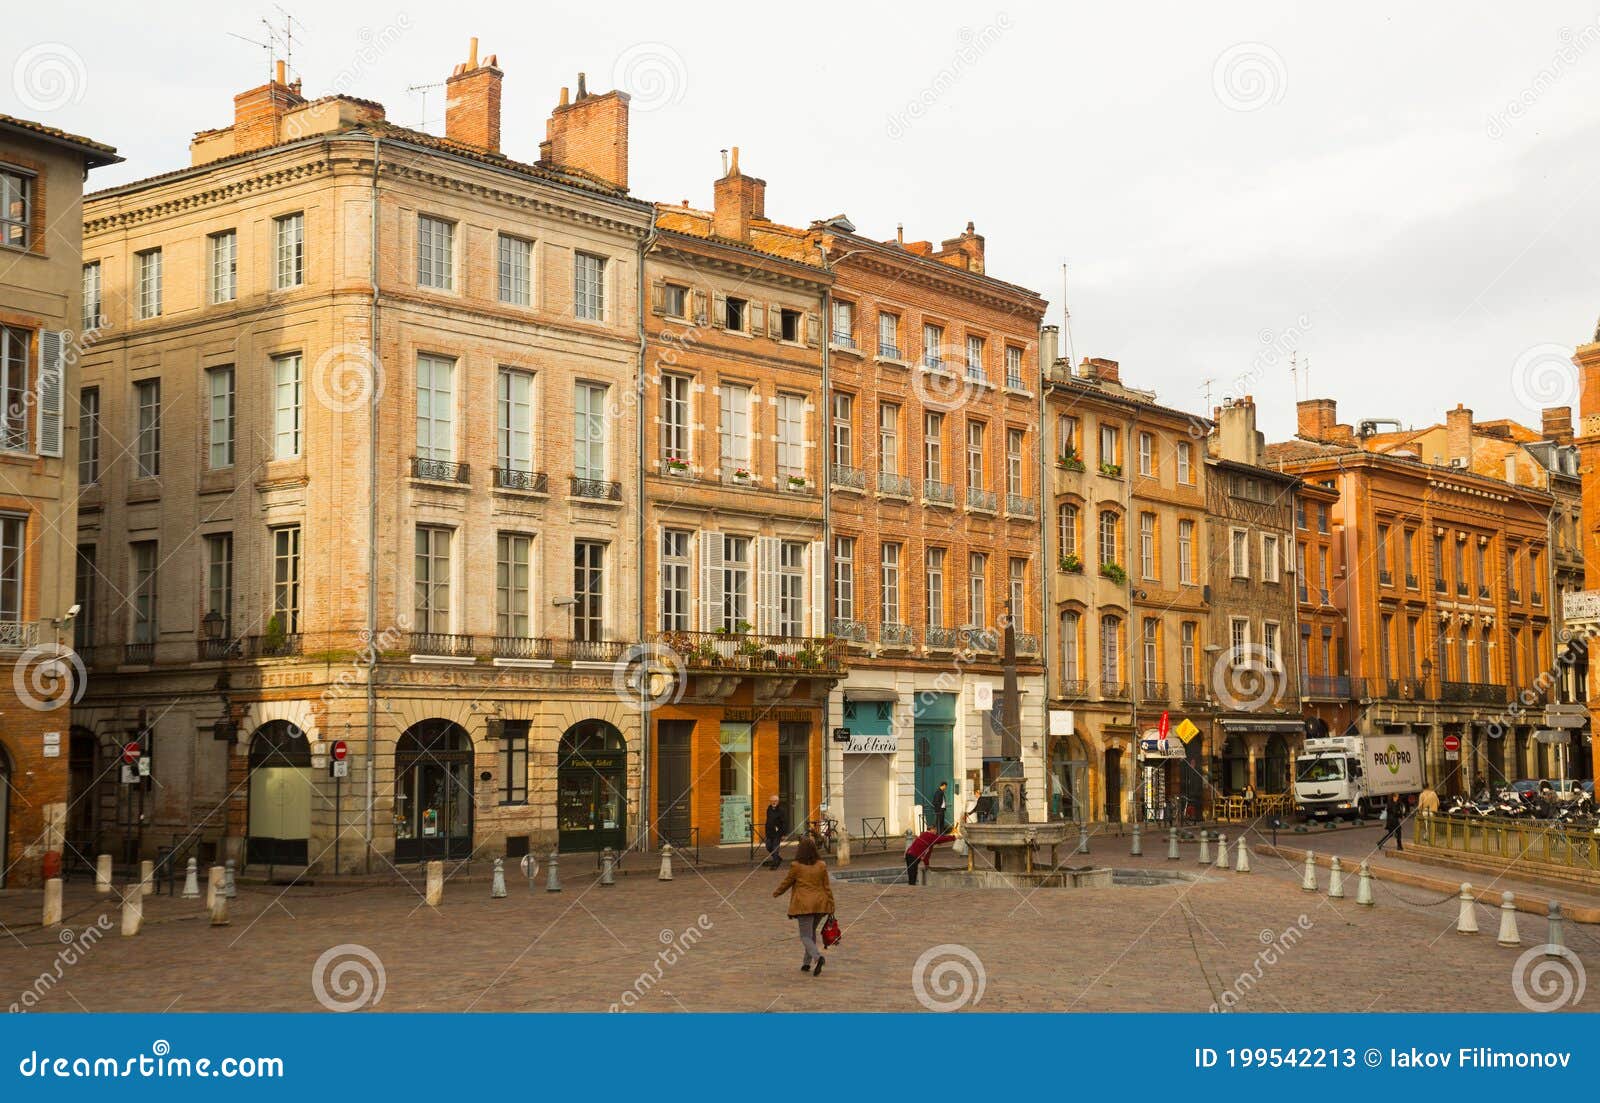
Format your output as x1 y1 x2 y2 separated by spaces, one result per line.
843 733 897 754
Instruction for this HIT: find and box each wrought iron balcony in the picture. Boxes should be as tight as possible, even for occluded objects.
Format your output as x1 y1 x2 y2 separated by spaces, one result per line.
830 465 866 491
1140 680 1169 703
652 631 844 675
492 636 553 661
829 618 867 643
923 479 955 506
877 472 914 499
1405 573 1419 589
123 641 154 665
1532 591 1544 607
1182 681 1209 705
0 620 39 650
1478 584 1491 599
1015 632 1040 656
560 639 630 662
1508 586 1521 603
1100 680 1129 700
493 467 549 493
880 622 915 648
197 636 244 661
1435 577 1446 593
248 632 302 659
1299 674 1352 699
1440 680 1507 705
831 331 856 350
1378 569 1393 586
1381 676 1429 700
877 343 902 360
962 627 999 653
412 456 470 484
570 476 623 501
924 626 961 651
1456 581 1469 597
1006 493 1036 519
966 487 997 513
1057 678 1088 699
410 632 475 658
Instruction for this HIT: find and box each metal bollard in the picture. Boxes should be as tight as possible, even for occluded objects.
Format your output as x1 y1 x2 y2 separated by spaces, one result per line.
139 859 154 897
1077 823 1089 855
1546 902 1566 955
1234 835 1251 873
600 847 616 886
658 844 674 881
182 858 200 900
42 878 63 926
1213 831 1229 869
1130 823 1143 857
491 858 507 899
1496 892 1520 947
1166 827 1180 861
546 849 562 893
1328 856 1344 899
1355 860 1374 906
121 890 142 937
1300 850 1317 892
425 860 443 906
1197 831 1211 865
223 860 237 899
95 854 113 894
1456 883 1479 934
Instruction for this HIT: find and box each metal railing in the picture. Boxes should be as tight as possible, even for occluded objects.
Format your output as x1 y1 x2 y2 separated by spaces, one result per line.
1508 586 1521 603
1100 680 1129 700
1006 493 1036 518
570 476 623 501
877 472 914 498
493 467 549 493
829 618 867 643
1182 681 1208 705
966 487 997 512
831 331 856 350
652 631 845 674
923 479 955 506
1015 632 1040 656
411 632 475 657
877 343 901 360
247 633 302 659
412 456 470 484
1141 680 1168 703
562 639 630 662
1378 569 1392 586
1299 673 1352 698
830 465 866 490
123 641 154 665
1440 680 1507 705
493 636 553 660
963 627 998 652
924 626 961 651
1413 814 1600 877
0 620 38 649
1057 678 1088 699
197 637 244 661
1381 676 1429 700
880 622 915 648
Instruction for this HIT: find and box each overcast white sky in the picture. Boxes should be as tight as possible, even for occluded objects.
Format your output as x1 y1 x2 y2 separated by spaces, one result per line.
9 1 1600 440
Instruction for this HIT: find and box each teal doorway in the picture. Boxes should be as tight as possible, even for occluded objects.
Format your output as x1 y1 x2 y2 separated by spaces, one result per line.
913 693 956 831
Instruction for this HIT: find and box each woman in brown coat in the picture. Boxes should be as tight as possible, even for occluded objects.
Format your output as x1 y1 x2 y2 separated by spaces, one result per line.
773 837 836 975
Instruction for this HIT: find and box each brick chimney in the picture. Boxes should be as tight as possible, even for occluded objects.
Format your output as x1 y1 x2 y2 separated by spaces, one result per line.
1446 403 1473 466
539 73 630 190
934 221 985 273
1216 395 1262 466
1081 357 1120 384
1296 398 1338 441
445 38 503 153
1542 405 1574 445
712 147 766 243
231 60 306 155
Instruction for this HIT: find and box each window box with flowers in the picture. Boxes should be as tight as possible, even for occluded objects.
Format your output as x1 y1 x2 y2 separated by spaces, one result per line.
785 474 808 491
1099 462 1122 478
1099 562 1127 585
1059 553 1083 574
730 467 755 485
664 456 690 476
1057 453 1086 472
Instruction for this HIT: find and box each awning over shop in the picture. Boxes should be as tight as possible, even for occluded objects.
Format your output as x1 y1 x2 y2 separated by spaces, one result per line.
1218 719 1305 734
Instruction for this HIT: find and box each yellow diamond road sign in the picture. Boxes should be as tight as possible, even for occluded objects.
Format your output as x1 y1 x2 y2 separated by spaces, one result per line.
1174 718 1200 744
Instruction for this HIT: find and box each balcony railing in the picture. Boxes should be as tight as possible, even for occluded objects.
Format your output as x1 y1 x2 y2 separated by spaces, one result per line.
562 639 630 662
924 626 961 651
1006 493 1036 519
1532 591 1544 607
829 618 867 643
197 637 244 661
248 633 302 659
1182 681 1209 705
962 627 999 653
966 487 997 513
1100 680 1129 700
1015 632 1040 656
877 472 914 499
0 620 39 650
1381 676 1429 700
1435 577 1446 593
880 623 915 648
493 636 553 661
1140 680 1168 703
1440 680 1507 705
412 456 470 484
123 641 154 665
1478 585 1491 600
653 631 844 675
831 331 856 350
1057 678 1087 699
1299 674 1352 699
1378 569 1393 586
1456 582 1469 597
1508 586 1521 603
923 479 955 506
1405 573 1419 589
877 343 902 360
830 465 866 491
494 467 549 493
411 632 475 658
570 476 623 501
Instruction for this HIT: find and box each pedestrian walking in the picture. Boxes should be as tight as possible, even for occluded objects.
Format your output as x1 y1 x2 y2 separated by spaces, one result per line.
904 827 958 885
931 781 949 833
763 795 786 869
773 837 835 976
1418 785 1439 815
1377 793 1407 851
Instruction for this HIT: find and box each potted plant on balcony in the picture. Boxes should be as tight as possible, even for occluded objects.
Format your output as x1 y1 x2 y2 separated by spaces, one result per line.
786 474 808 490
664 455 689 475
1060 552 1083 573
1099 461 1122 478
731 467 754 485
797 643 823 671
1099 562 1127 585
1057 447 1085 472
262 614 286 656
694 641 719 667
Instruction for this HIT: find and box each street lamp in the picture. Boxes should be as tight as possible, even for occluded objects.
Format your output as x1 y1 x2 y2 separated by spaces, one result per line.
202 609 225 641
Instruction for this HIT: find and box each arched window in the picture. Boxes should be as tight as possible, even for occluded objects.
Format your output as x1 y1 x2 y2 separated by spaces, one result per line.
1098 509 1120 568
1100 615 1122 686
1058 502 1079 559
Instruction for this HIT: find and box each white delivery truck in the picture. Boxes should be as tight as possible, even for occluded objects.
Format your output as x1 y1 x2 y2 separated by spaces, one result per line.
1293 734 1424 821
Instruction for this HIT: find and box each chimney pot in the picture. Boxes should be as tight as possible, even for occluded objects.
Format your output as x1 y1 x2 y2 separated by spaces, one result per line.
275 59 286 85
469 36 479 67
577 72 587 98
541 79 631 189
445 39 503 153
713 149 766 242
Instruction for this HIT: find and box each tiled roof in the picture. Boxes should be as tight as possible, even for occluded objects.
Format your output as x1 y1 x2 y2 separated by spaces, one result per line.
0 113 121 167
654 204 824 266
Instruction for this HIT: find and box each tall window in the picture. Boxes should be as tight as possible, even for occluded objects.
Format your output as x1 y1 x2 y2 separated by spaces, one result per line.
1005 345 1023 389
413 526 451 634
1098 510 1119 568
1142 618 1159 683
135 378 161 477
574 251 606 320
417 215 454 290
1100 616 1121 684
499 722 529 806
1178 519 1194 584
881 543 901 624
1057 414 1079 457
1230 528 1249 578
1263 622 1281 672
496 533 533 638
878 403 900 473
273 525 302 633
415 354 455 461
833 536 855 622
574 381 607 481
1403 528 1417 583
1006 428 1024 497
204 533 233 630
1262 533 1280 582
131 541 158 643
274 212 304 289
776 393 805 479
207 231 237 305
574 541 606 641
878 312 900 358
831 300 855 346
716 382 752 472
923 412 944 481
965 421 986 489
0 516 22 627
273 353 303 459
661 530 691 631
1139 512 1156 579
1058 503 1079 558
722 536 750 630
1099 423 1118 468
82 261 102 329
497 234 533 305
660 373 691 464
1 169 31 249
1138 432 1154 476
1181 622 1198 688
1379 613 1394 678
497 368 534 473
968 553 987 626
831 393 853 469
1008 558 1026 625
136 249 162 319
1061 612 1081 682
925 547 946 629
78 387 100 486
1229 617 1250 663
207 366 234 469
778 542 805 637
1176 440 1192 484
1318 547 1330 602
1297 542 1309 600
965 335 985 381
922 323 945 370
74 546 95 649
0 327 28 452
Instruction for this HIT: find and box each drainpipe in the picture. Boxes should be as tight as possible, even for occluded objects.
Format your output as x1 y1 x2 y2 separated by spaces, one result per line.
364 135 381 873
636 224 656 854
819 269 834 820
1037 339 1052 820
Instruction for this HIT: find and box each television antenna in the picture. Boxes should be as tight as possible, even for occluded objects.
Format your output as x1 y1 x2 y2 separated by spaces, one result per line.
227 7 301 83
407 82 446 130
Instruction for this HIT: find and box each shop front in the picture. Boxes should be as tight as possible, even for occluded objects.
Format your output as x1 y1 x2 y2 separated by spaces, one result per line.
394 719 475 863
558 720 628 853
1048 734 1089 822
912 693 956 831
246 720 313 867
840 697 896 841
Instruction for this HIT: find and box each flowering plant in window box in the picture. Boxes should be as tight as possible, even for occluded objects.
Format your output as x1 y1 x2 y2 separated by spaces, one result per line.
1099 461 1122 478
1057 455 1086 472
1099 562 1127 585
664 456 689 474
1060 553 1083 573
786 474 808 489
731 467 754 482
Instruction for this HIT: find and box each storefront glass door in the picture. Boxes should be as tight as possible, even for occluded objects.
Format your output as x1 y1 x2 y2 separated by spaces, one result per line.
558 721 628 853
394 721 474 862
719 723 752 843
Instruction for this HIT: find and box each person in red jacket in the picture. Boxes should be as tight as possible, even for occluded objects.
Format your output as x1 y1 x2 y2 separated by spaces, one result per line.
904 828 957 885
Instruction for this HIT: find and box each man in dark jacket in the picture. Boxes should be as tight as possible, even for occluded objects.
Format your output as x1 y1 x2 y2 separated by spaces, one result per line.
931 781 949 833
763 795 786 868
1377 793 1407 852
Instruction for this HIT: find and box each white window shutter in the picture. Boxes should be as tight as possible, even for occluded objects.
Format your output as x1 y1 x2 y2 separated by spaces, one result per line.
712 292 727 329
698 531 724 632
756 536 780 636
804 312 821 348
37 329 64 457
748 302 766 337
693 290 708 326
810 540 826 637
767 304 782 339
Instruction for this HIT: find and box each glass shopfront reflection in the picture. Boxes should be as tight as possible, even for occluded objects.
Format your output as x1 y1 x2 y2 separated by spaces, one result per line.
394 720 474 862
558 721 628 852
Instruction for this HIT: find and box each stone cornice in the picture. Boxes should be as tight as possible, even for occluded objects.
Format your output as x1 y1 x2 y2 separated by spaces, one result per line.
84 158 337 235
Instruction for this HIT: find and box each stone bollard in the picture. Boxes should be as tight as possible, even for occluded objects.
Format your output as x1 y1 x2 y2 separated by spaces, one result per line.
1197 831 1211 865
425 860 444 906
95 854 112 894
546 849 562 893
1356 860 1374 907
1546 902 1566 955
838 829 851 867
1213 832 1229 869
1496 892 1520 947
1130 823 1143 857
1328 856 1345 899
1077 823 1090 855
223 860 237 899
121 890 142 937
209 891 229 927
138 859 154 897
1166 827 1180 860
491 858 507 899
1456 883 1479 934
182 858 200 900
659 844 674 881
1234 835 1251 873
207 866 223 910
600 847 616 886
42 878 63 927
1300 850 1317 892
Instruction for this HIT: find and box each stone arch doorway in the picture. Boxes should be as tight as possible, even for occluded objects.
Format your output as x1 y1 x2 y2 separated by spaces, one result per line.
1050 735 1089 822
247 721 313 866
394 720 475 863
1259 734 1290 793
558 720 627 853
1103 746 1123 823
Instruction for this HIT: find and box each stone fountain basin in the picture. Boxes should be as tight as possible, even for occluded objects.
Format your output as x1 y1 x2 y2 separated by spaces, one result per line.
962 823 1077 847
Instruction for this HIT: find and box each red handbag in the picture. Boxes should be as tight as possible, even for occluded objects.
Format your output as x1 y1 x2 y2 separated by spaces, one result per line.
820 914 842 947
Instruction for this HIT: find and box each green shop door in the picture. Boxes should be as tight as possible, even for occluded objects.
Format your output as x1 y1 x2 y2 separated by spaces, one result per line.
557 721 628 853
913 693 956 831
